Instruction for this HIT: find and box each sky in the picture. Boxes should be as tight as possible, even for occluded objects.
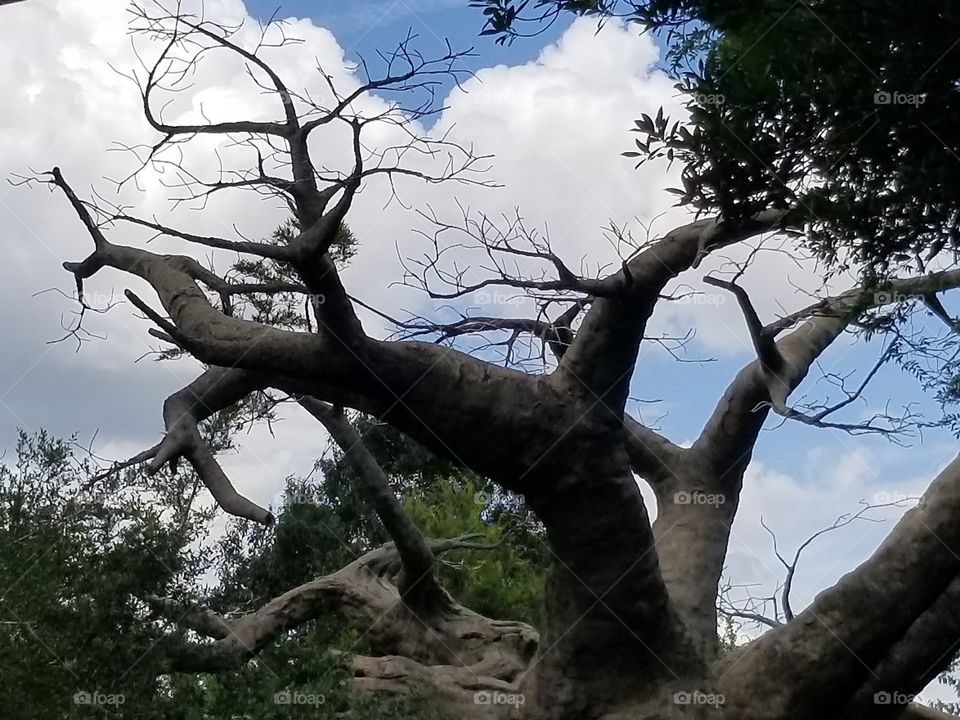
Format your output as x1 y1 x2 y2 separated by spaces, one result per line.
244 0 572 72
0 0 956 702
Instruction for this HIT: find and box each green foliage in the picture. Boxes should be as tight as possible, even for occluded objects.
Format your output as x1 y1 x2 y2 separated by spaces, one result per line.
646 2 960 273
315 415 465 550
0 433 448 720
471 0 613 43
0 382 539 718
935 656 960 715
405 478 546 626
481 1 960 272
0 431 209 719
311 410 547 626
315 413 547 625
212 478 361 612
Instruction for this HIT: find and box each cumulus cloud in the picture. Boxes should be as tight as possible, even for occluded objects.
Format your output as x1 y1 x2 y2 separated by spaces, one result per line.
0 0 692 449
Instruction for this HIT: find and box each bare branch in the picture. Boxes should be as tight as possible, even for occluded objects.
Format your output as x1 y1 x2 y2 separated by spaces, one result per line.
111 213 294 261
557 209 790 420
297 398 439 598
146 538 537 680
695 266 960 474
109 367 273 525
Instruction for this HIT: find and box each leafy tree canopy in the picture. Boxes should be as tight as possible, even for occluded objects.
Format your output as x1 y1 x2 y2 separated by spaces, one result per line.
476 1 960 272
0 422 541 719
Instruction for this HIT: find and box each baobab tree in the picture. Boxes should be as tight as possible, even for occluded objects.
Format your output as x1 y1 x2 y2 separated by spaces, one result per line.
29 3 960 720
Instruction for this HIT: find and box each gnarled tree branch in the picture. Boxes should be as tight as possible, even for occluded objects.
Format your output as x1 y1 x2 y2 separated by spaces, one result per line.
297 398 439 599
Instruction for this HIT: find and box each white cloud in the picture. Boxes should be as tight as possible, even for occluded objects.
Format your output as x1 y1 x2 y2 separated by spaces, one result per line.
726 441 957 619
0 1 694 450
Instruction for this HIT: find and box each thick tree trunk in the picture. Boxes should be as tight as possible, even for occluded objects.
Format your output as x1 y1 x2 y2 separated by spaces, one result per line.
652 477 740 660
511 426 702 720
